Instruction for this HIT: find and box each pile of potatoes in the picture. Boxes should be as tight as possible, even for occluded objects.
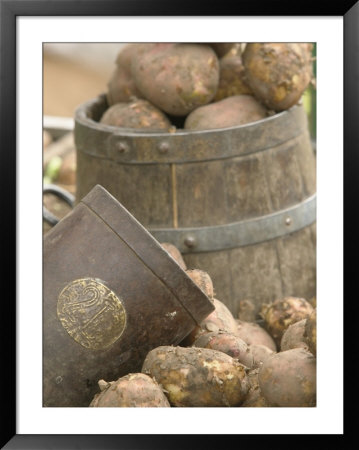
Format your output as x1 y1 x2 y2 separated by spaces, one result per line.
100 42 315 132
89 242 317 408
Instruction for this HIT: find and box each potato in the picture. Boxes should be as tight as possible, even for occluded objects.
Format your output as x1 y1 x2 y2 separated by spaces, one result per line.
237 299 256 323
214 44 252 101
280 318 309 351
242 387 269 407
209 43 239 58
250 344 275 368
242 43 314 111
106 65 141 106
184 95 267 130
260 297 314 346
131 43 220 116
241 368 270 407
235 320 277 352
89 373 170 407
258 348 316 407
185 269 214 300
181 298 238 346
304 309 316 356
100 98 172 130
142 346 249 407
160 242 187 270
106 44 145 105
192 331 254 368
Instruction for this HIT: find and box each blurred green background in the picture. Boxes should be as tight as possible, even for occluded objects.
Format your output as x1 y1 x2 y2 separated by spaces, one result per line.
302 43 316 140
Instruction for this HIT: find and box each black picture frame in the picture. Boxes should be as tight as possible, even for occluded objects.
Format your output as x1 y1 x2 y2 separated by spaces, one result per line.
1 1 356 448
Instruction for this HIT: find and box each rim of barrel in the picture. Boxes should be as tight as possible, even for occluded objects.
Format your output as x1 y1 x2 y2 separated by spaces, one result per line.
74 94 309 165
74 93 299 138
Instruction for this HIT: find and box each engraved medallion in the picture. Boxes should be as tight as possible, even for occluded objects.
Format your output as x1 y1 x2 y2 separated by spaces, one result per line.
57 278 126 350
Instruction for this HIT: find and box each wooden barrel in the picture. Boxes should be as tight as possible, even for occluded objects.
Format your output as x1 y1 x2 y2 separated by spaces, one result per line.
75 94 316 317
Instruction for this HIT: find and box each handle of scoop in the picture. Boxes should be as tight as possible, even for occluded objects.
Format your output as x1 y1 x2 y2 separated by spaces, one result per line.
43 184 75 226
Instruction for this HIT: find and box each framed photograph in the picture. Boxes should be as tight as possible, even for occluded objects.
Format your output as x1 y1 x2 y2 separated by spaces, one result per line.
2 1 355 448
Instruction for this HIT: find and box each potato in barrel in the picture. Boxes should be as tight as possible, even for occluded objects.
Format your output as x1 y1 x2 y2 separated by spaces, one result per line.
131 43 220 116
100 98 172 130
214 44 253 101
242 42 313 111
184 95 267 130
106 44 145 105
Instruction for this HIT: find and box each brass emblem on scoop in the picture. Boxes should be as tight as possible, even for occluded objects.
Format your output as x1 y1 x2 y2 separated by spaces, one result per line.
57 278 126 350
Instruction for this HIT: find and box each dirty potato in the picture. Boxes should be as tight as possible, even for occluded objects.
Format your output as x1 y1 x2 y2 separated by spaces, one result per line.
258 348 316 407
106 44 145 105
184 95 267 130
280 318 309 352
241 368 270 407
100 98 172 130
235 320 277 352
181 298 238 346
185 269 214 300
131 43 220 116
89 373 170 407
142 346 249 407
214 44 253 101
242 43 314 111
192 331 254 368
250 344 275 368
209 43 239 58
260 297 314 347
237 299 257 323
304 309 316 356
